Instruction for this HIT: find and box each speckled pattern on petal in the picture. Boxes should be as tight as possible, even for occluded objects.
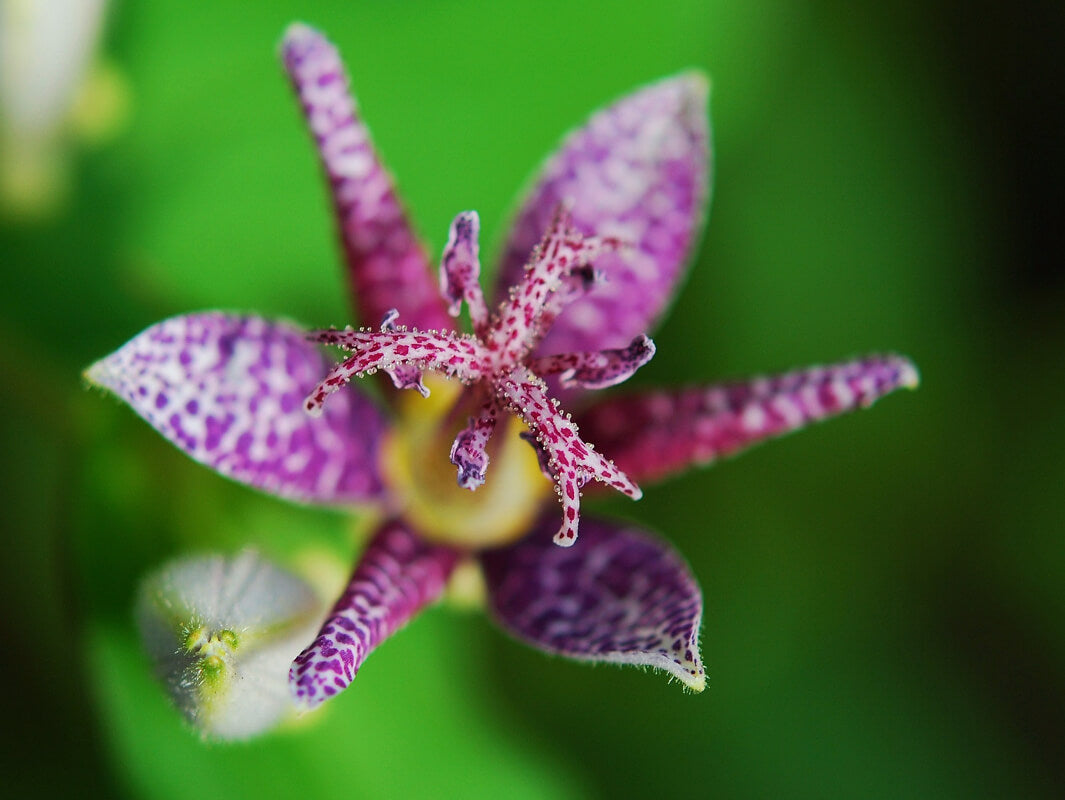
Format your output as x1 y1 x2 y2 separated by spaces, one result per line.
290 520 458 708
86 313 387 503
495 72 711 356
577 354 920 485
482 514 705 690
281 24 450 332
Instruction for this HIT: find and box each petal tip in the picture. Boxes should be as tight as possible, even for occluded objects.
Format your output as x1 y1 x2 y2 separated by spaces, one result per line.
289 686 326 714
82 358 109 389
288 661 334 713
673 69 711 102
682 671 707 693
647 69 710 130
659 649 705 692
279 22 336 75
280 21 324 53
896 356 920 390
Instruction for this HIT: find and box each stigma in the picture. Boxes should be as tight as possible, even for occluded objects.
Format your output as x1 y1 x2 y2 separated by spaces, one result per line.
306 206 653 547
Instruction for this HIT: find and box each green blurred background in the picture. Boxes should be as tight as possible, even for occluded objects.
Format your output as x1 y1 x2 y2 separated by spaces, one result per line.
2 0 1062 797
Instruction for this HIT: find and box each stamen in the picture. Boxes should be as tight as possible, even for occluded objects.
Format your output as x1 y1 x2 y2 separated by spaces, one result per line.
484 204 623 364
518 429 589 546
379 309 429 397
538 264 603 334
439 211 490 336
308 209 648 548
529 334 656 389
496 366 641 546
448 395 501 490
305 329 490 416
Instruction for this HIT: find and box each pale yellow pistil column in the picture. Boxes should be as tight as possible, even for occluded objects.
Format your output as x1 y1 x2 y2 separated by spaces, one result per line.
381 375 550 550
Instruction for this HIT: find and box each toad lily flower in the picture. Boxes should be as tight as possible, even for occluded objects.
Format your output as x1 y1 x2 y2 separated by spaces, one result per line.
87 23 918 723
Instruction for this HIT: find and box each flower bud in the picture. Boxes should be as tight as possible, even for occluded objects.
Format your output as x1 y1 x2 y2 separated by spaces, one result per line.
137 551 322 740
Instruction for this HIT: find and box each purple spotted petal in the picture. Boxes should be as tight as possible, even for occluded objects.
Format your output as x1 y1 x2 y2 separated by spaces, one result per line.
577 354 920 485
290 520 459 708
281 24 451 332
86 313 387 503
495 72 710 355
482 514 705 690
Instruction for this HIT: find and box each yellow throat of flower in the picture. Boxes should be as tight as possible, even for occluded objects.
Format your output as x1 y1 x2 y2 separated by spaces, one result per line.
382 375 549 549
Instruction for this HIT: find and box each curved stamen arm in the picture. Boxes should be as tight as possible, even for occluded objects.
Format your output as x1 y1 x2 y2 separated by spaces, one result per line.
485 205 623 364
496 366 641 546
306 329 490 416
529 334 656 390
449 394 503 490
378 310 429 397
280 25 450 333
440 211 490 337
537 264 602 335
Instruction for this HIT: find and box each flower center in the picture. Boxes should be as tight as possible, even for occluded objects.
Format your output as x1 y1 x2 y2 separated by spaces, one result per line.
308 206 653 548
182 624 241 699
382 376 549 548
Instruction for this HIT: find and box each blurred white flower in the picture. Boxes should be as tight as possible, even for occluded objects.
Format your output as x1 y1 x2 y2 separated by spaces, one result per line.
0 0 126 217
137 551 324 740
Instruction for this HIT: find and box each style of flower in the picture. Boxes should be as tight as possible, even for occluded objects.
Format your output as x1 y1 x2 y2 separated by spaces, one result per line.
87 23 918 723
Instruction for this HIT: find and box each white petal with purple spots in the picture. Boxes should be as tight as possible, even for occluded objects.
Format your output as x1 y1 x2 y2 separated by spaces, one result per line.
290 520 458 708
87 312 387 503
577 354 920 485
482 515 705 690
496 72 711 356
281 24 451 333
